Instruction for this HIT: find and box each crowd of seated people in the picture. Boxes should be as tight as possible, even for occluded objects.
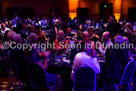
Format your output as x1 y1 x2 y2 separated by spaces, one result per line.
0 14 136 91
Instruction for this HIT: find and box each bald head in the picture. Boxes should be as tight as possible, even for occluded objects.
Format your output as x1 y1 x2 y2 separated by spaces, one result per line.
102 32 110 42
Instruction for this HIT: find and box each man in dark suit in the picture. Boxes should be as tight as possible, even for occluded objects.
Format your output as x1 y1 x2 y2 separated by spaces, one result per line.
107 15 121 42
102 35 131 83
9 34 31 91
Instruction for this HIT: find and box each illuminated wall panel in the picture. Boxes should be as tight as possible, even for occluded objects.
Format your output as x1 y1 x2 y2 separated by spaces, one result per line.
114 13 121 21
69 0 78 19
114 0 122 21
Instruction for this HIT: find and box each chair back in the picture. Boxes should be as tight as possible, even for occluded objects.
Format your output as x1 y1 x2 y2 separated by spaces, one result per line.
29 63 49 90
74 66 96 91
120 61 136 85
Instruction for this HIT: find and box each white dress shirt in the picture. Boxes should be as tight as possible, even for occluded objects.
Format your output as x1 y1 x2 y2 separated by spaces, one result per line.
71 52 100 80
99 40 113 56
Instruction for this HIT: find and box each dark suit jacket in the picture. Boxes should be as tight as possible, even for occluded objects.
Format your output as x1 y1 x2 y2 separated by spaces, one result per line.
102 46 130 83
9 49 30 83
107 22 121 38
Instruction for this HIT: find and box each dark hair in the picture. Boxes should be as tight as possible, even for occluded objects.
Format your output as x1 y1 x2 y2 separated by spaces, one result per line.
111 15 115 19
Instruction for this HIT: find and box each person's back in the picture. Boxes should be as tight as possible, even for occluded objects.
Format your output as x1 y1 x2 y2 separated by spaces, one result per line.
10 48 30 83
9 34 30 83
103 47 130 82
107 22 121 38
102 35 130 83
